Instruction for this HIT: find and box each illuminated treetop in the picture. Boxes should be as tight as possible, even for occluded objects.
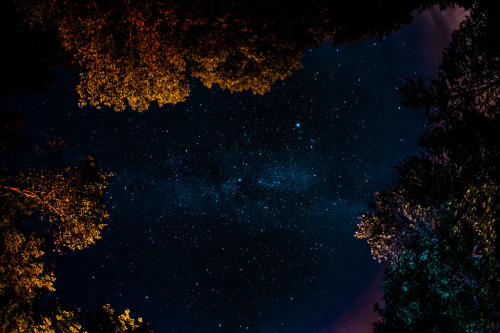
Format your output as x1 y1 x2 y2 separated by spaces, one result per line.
0 142 112 252
0 140 152 331
17 0 449 111
19 0 322 111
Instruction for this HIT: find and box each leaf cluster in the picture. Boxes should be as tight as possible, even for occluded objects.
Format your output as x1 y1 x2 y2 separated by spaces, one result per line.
0 141 153 332
2 155 112 251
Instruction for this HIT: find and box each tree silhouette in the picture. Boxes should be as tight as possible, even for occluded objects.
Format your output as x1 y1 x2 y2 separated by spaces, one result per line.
357 3 500 331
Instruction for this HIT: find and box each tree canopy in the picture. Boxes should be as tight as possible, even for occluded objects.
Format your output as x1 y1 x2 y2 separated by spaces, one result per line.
356 3 500 331
0 141 153 332
1 142 112 251
13 0 464 112
19 0 317 111
0 229 55 332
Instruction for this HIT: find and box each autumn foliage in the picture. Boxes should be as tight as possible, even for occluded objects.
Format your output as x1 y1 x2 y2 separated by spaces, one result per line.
2 154 112 251
0 141 152 332
19 0 316 111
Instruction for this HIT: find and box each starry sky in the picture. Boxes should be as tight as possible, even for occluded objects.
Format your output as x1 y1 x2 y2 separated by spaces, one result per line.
5 5 466 332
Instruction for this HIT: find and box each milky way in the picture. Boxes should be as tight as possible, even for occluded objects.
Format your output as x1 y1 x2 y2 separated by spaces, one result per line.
7 6 465 332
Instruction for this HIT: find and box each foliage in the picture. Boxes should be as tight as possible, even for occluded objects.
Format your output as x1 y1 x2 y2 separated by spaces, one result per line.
0 229 55 301
357 3 500 330
0 141 154 331
0 300 152 333
15 0 453 112
17 0 314 111
404 5 500 170
375 227 498 332
83 304 153 333
447 183 500 261
61 0 190 111
0 229 55 333
1 153 112 251
0 178 36 229
356 190 409 261
35 302 152 333
355 165 439 262
374 183 500 332
34 302 86 333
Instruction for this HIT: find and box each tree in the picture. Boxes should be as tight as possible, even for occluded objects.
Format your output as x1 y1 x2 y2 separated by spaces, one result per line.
374 184 500 332
355 158 441 262
0 140 154 331
33 302 85 333
0 229 55 333
1 300 153 333
35 302 152 333
359 2 500 265
18 0 315 111
83 304 153 333
1 150 112 252
374 229 496 332
16 0 457 112
403 5 500 177
355 190 410 262
447 183 500 263
357 3 500 330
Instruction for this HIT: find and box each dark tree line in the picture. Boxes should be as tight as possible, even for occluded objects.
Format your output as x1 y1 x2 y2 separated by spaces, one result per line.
356 2 500 331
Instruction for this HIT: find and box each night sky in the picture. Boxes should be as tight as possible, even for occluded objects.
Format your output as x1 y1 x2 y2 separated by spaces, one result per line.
5 6 466 332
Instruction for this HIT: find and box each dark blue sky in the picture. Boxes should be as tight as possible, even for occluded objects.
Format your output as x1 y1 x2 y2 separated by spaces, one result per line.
6 6 465 332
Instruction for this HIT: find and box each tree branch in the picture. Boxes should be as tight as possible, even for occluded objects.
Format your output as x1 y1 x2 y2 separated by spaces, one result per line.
3 185 72 224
